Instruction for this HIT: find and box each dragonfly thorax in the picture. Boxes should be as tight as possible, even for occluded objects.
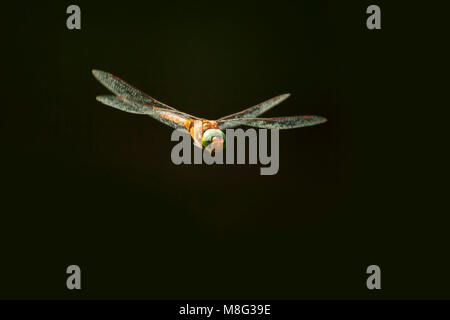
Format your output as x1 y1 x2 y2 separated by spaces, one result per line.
202 129 226 148
187 119 224 150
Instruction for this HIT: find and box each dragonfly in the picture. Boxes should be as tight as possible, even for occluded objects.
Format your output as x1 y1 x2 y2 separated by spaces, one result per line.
92 70 327 153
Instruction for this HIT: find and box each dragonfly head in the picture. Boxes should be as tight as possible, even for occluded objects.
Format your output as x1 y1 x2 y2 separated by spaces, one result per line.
202 129 226 153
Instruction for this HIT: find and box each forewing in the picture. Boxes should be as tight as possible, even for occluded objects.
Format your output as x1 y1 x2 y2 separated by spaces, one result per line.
218 115 327 130
96 95 193 130
218 94 290 120
92 69 198 118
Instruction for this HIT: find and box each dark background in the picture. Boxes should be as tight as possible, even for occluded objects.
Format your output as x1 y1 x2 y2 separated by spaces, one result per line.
2 1 448 299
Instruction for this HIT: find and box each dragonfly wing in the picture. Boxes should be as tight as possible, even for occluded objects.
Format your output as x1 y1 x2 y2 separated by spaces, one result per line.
96 95 148 114
92 69 198 118
218 115 327 130
218 94 290 120
96 95 193 130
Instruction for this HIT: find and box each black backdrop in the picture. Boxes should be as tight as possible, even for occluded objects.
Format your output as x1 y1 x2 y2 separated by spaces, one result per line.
2 0 449 299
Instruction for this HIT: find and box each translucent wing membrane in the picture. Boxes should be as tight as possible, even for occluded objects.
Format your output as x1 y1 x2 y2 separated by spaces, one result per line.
218 94 291 120
92 69 198 118
96 95 147 114
218 115 327 130
96 95 192 130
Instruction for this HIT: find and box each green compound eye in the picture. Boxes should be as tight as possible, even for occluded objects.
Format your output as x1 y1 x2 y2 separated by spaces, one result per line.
202 129 226 148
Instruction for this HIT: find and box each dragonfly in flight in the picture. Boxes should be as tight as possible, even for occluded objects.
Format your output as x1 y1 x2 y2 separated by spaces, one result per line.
92 70 327 152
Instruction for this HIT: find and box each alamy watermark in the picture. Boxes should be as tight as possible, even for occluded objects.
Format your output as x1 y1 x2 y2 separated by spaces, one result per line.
171 128 279 175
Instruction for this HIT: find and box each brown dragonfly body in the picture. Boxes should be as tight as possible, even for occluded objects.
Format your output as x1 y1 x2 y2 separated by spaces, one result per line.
185 119 221 149
92 70 327 153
